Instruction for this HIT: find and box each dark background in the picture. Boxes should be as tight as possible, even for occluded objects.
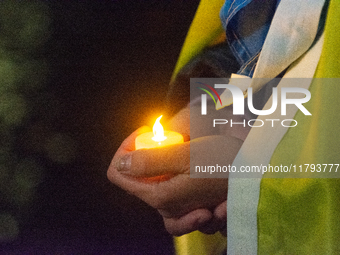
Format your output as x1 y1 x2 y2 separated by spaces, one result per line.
0 1 199 254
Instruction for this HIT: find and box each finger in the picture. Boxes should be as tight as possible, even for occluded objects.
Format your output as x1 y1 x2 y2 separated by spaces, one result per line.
197 201 227 235
162 209 213 236
198 218 224 235
116 134 242 178
214 200 227 236
107 126 150 182
108 125 151 170
117 142 190 177
198 210 226 235
214 200 227 221
197 201 226 235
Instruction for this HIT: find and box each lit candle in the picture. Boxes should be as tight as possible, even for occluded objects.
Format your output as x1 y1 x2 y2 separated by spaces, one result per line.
135 115 184 150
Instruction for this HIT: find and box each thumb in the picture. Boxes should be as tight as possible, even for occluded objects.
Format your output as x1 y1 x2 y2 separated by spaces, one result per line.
116 142 190 177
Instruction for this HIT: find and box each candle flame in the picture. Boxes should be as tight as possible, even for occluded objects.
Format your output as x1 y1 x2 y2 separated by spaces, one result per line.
152 115 167 142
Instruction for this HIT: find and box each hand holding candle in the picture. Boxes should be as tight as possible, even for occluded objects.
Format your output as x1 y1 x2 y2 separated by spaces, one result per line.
107 110 242 235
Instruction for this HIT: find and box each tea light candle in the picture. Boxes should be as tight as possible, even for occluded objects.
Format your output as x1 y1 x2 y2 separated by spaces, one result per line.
135 115 183 150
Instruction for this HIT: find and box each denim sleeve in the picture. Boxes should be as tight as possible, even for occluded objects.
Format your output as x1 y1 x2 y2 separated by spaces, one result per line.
220 0 280 77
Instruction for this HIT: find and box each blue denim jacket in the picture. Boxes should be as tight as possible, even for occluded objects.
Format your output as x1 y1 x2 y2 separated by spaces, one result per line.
220 0 280 77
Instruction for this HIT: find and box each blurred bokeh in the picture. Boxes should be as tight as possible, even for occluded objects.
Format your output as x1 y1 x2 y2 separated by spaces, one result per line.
0 1 199 254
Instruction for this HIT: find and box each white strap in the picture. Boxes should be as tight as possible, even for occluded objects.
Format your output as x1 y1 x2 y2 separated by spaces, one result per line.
250 0 325 91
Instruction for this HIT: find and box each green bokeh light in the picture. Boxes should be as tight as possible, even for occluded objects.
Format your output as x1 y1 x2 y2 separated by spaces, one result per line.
0 58 18 93
0 213 19 242
0 0 50 243
0 92 28 127
0 1 50 52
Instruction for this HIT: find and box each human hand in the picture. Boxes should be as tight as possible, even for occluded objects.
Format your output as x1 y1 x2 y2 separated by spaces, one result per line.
107 125 243 235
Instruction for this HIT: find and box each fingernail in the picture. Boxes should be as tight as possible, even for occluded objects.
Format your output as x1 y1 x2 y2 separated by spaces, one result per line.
116 154 132 172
